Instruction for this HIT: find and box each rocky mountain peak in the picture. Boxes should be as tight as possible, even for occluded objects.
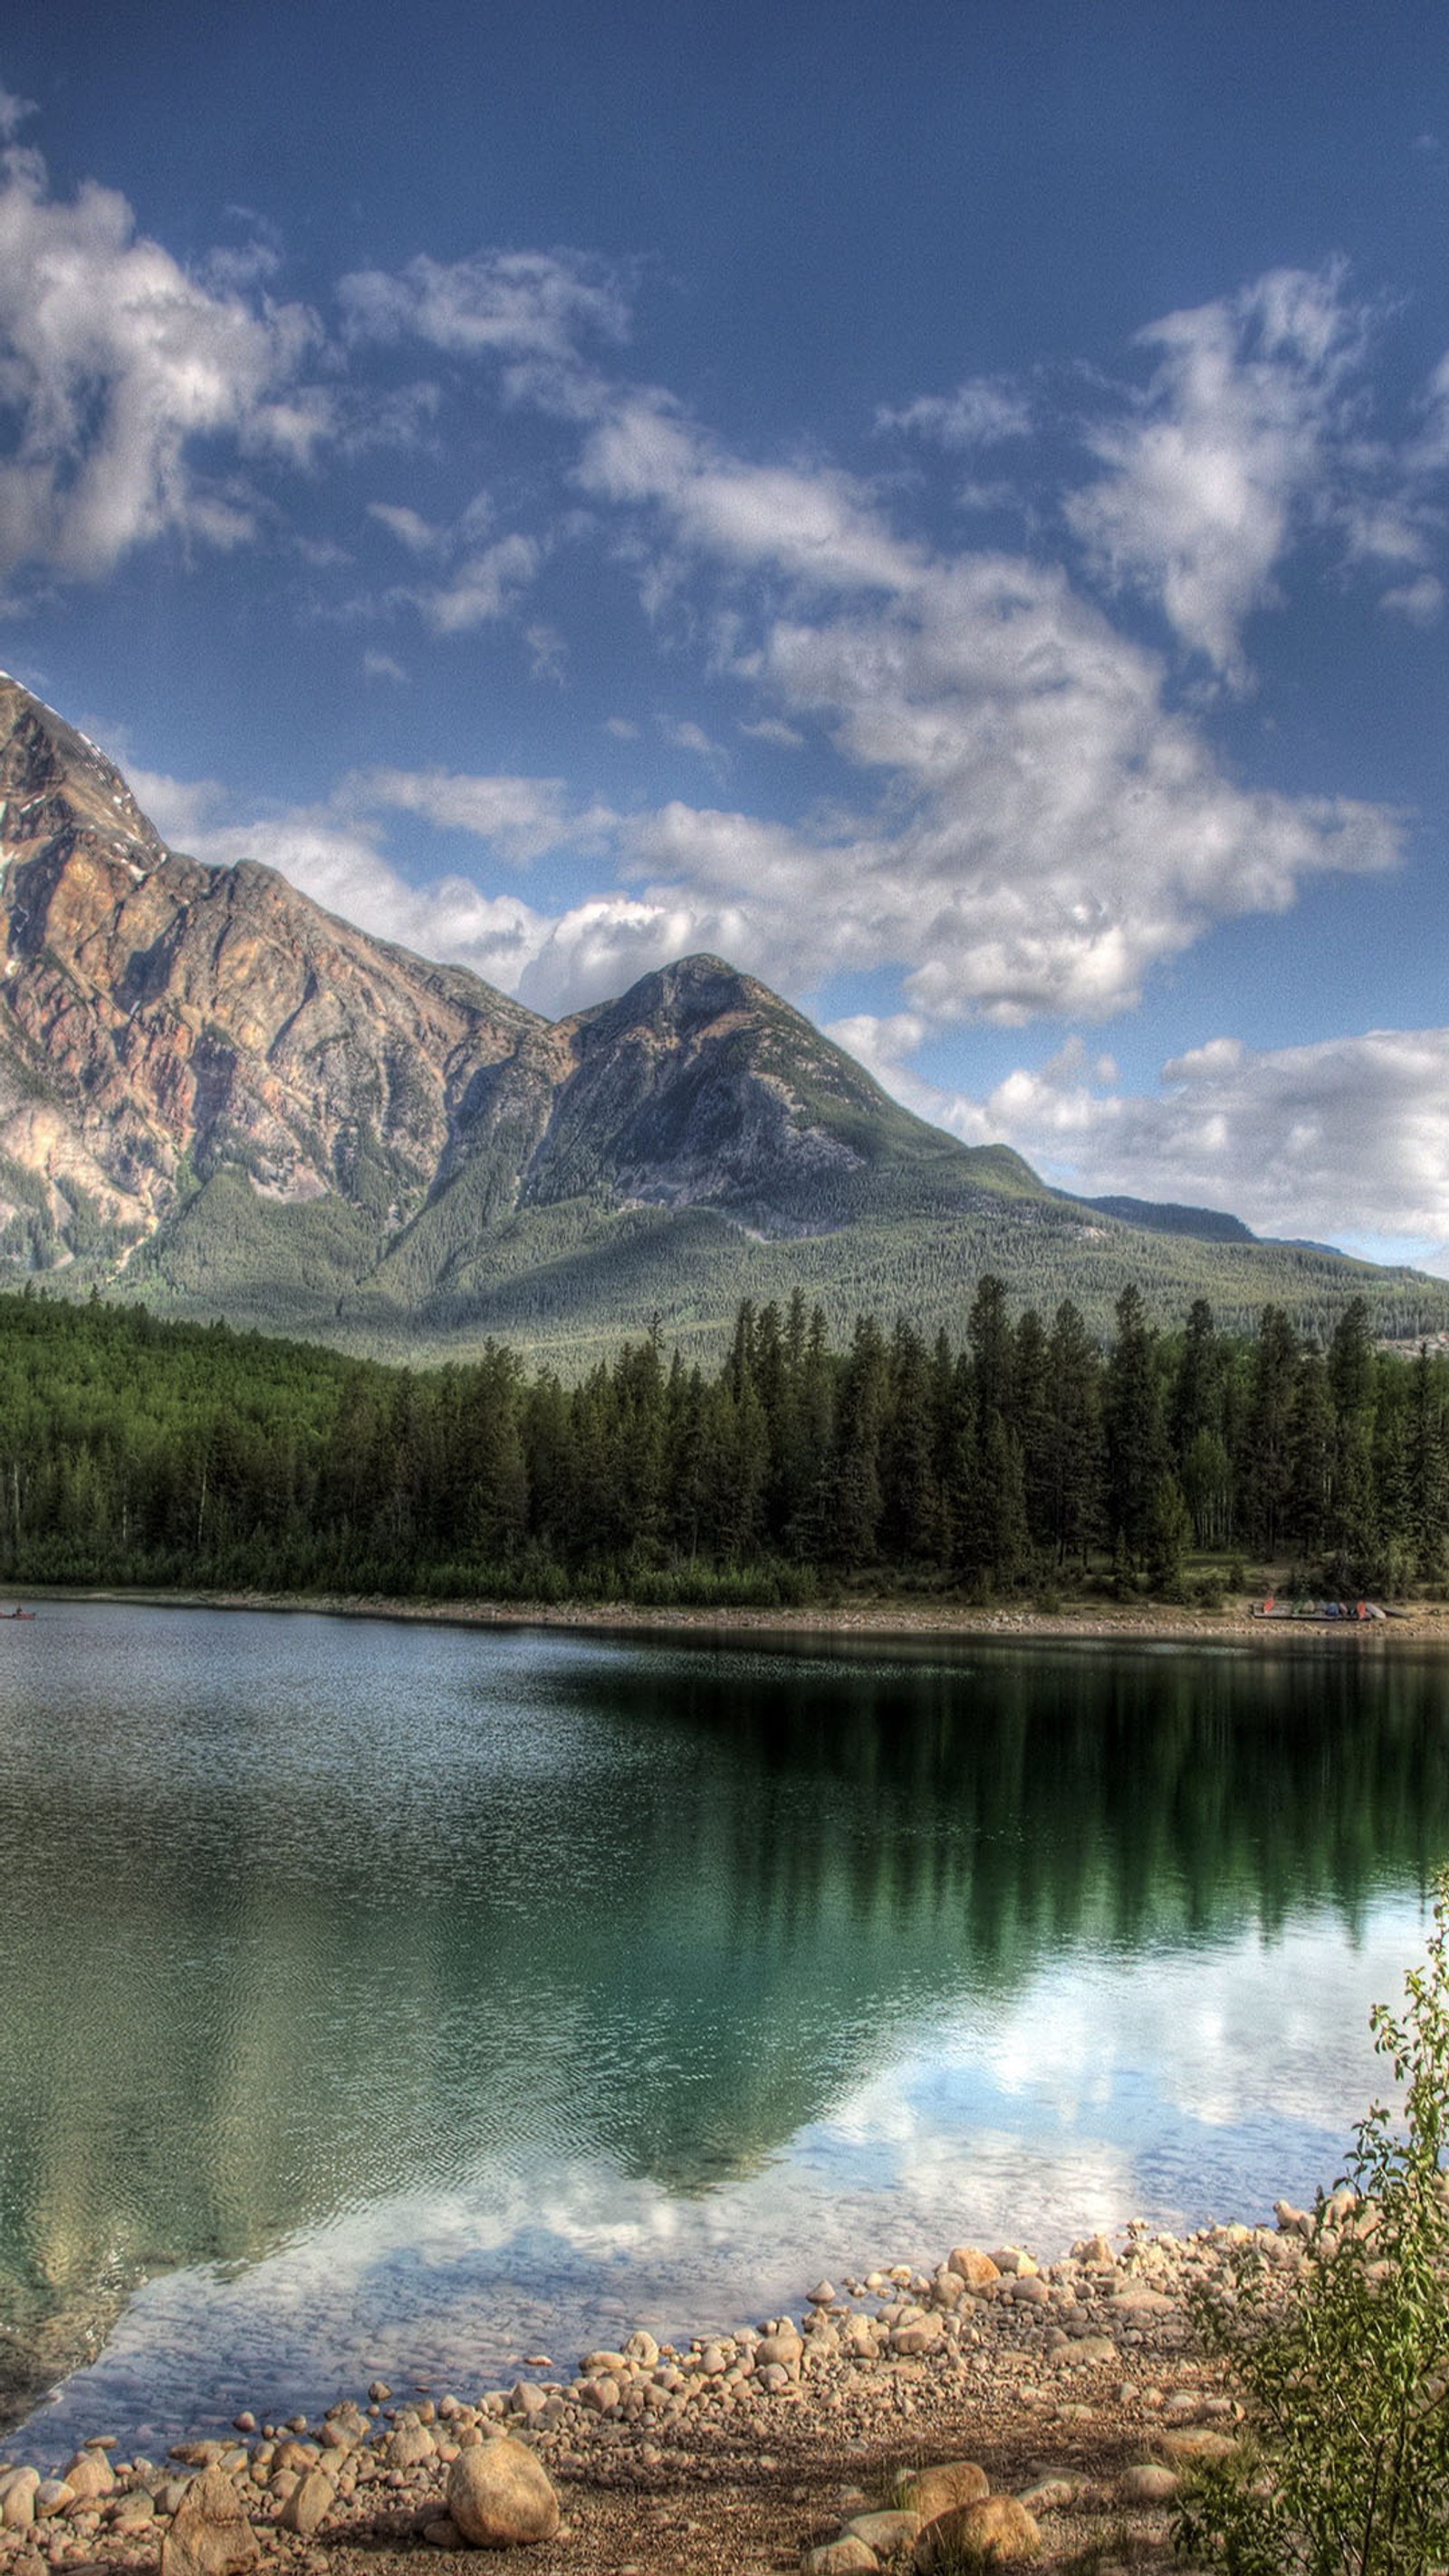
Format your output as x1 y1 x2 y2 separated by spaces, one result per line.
0 674 166 870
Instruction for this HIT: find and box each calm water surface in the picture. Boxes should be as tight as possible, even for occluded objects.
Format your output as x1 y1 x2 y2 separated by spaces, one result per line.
2 1603 1448 2458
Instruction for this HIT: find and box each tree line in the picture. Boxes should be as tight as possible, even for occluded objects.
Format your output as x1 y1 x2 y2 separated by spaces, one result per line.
0 1282 1444 1602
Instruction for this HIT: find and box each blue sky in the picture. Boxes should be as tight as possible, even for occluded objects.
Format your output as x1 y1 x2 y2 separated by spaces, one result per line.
5 2 1449 1263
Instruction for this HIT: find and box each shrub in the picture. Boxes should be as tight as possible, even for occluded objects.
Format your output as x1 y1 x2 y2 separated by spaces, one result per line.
1176 1878 1449 2575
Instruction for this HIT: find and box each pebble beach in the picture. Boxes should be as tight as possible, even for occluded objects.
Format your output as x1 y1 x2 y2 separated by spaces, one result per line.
0 2210 1323 2575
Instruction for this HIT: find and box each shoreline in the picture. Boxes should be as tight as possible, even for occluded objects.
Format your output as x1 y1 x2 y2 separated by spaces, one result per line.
19 1582 1449 1648
0 2216 1283 2575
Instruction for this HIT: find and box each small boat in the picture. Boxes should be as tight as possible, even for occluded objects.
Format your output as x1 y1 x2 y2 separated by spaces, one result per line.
6 1607 34 1620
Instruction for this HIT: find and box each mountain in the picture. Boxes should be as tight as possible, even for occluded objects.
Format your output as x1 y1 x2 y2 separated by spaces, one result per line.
0 672 1444 1364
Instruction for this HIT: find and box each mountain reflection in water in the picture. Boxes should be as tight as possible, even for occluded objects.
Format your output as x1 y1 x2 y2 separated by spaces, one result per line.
2 1605 1446 2450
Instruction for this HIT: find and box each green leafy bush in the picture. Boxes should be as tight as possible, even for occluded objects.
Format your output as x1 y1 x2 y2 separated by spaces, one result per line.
1177 1879 1449 2575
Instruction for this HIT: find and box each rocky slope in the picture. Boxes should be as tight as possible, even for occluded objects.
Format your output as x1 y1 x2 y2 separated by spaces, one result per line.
0 674 1442 1362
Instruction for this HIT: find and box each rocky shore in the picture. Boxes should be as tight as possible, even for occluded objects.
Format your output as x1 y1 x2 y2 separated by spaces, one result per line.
0 2212 1320 2575
50 1581 1449 1650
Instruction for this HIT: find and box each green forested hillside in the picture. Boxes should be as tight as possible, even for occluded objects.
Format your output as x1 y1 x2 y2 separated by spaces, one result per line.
0 1281 1442 1603
113 1164 1449 1372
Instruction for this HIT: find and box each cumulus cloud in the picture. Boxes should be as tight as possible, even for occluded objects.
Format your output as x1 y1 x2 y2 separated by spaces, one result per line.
576 395 923 591
832 1011 1449 1268
0 142 330 587
739 554 1396 1023
346 765 616 865
1065 264 1372 681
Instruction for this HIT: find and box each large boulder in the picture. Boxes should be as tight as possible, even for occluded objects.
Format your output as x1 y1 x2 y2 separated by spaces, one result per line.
946 2246 1001 2291
446 2438 560 2548
280 2468 336 2536
160 2467 261 2576
896 2463 989 2522
915 2496 1041 2568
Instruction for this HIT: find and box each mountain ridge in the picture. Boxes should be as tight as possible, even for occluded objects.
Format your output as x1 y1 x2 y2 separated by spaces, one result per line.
0 673 1443 1364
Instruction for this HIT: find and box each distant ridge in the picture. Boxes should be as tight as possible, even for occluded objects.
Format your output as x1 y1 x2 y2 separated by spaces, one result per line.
0 674 1443 1364
1080 1195 1257 1246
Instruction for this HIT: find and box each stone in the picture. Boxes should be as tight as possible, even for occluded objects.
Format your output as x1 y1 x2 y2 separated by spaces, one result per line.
159 2467 260 2576
446 2439 559 2548
946 2246 1001 2291
34 2483 74 2520
896 2463 990 2521
62 2456 114 2504
622 2331 658 2367
915 2496 1041 2568
846 2508 923 2555
1008 2276 1051 2307
110 2493 158 2531
810 2282 837 2305
581 2350 629 2376
424 2518 465 2548
1 2471 39 2531
1070 2233 1117 2266
1157 2428 1239 2465
1017 2479 1075 2513
1059 2334 1118 2366
990 2247 1038 2277
757 2330 804 2367
890 2324 940 2356
1110 2287 1176 2315
368 2381 392 2403
386 2421 437 2469
804 2542 878 2575
579 2375 619 2413
1120 2464 1179 2504
280 2471 335 2537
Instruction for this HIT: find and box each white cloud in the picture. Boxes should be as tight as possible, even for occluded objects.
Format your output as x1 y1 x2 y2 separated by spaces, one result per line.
739 716 805 749
832 1010 1449 1268
0 142 330 586
657 716 726 770
0 83 35 141
367 501 440 553
577 394 923 591
348 765 616 865
879 377 1033 447
1380 573 1444 624
337 247 629 368
1066 264 1371 681
410 531 541 632
361 649 409 684
739 553 1398 1023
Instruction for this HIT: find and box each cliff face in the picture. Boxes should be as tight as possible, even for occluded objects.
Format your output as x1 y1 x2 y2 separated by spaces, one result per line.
0 678 995 1291
0 678 552 1246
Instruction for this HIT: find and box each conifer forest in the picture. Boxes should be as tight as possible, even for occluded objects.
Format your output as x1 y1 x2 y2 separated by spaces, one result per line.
0 1282 1444 1606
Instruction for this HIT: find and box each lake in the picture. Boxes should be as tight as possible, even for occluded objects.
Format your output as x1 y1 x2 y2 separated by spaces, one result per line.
1 1602 1446 2462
